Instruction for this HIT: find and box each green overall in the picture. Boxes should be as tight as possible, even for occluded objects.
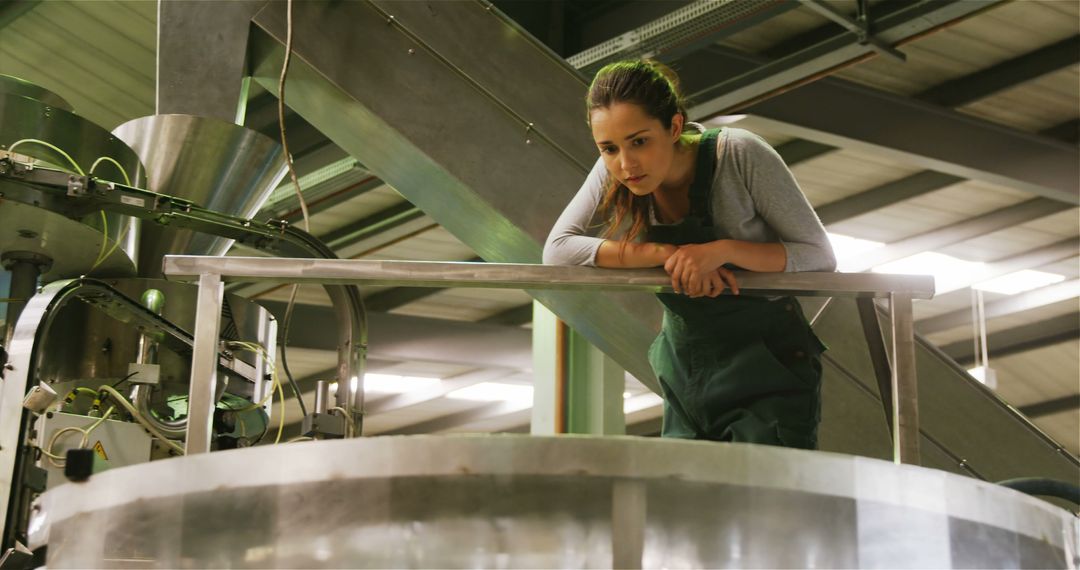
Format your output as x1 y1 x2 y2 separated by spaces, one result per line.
646 128 827 449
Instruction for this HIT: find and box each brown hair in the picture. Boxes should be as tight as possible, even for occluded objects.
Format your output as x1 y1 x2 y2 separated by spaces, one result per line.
586 60 687 255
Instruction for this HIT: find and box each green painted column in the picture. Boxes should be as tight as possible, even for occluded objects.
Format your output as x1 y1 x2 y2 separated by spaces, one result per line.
531 301 625 435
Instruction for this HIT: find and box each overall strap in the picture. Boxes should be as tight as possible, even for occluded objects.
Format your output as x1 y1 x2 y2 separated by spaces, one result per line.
687 128 721 226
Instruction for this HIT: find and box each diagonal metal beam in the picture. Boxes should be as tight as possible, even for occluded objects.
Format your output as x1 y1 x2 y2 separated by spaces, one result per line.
818 171 965 226
845 199 1071 272
247 0 668 390
918 35 1080 108
939 312 1079 366
918 279 1080 335
1018 394 1080 419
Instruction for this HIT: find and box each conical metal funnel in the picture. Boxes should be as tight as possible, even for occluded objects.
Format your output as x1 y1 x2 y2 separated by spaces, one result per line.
113 114 287 277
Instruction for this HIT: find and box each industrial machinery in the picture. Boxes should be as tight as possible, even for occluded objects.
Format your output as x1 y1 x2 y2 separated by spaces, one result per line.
0 0 1078 566
0 75 366 562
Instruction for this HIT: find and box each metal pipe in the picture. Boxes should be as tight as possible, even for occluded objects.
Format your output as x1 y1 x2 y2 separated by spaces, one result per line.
1 251 51 347
890 292 920 465
314 380 329 415
186 273 224 455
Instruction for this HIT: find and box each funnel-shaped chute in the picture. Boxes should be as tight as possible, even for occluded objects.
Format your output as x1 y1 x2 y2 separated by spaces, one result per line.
113 114 287 277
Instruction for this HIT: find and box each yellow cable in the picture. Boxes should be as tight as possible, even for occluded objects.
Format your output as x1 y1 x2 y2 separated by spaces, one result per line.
274 370 286 444
88 156 131 185
97 385 185 455
90 211 110 270
6 139 85 175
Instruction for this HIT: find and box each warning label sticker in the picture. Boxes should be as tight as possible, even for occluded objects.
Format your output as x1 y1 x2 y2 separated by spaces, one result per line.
92 441 108 461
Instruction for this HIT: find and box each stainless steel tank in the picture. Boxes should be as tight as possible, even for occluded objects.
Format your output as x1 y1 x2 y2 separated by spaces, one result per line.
30 436 1079 568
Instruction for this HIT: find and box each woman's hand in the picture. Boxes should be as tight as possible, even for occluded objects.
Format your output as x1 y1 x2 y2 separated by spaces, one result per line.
664 242 740 297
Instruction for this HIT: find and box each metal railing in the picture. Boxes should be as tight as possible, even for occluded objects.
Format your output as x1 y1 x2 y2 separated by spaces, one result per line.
162 255 935 464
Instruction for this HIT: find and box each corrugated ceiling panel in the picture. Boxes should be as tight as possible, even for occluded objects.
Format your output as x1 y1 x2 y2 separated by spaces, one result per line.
392 288 533 322
0 1 155 129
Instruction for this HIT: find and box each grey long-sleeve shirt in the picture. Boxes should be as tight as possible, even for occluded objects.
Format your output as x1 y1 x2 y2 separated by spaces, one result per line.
542 125 837 273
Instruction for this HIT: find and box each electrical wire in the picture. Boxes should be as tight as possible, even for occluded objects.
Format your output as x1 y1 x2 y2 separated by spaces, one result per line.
42 406 116 468
88 157 134 271
5 139 85 175
97 385 185 455
277 0 312 419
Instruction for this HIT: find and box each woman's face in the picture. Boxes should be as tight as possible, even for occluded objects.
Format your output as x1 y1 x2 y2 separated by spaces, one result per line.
590 102 682 196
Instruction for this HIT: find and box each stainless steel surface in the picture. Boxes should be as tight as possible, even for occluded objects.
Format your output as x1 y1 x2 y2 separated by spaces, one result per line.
111 114 287 278
1 251 48 347
162 255 936 299
35 412 153 490
0 201 136 280
0 277 276 540
186 273 223 455
0 74 73 112
314 380 329 415
0 93 143 180
890 293 920 465
29 436 1080 568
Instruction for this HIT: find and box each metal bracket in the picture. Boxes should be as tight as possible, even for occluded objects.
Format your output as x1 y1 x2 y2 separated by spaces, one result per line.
805 0 906 62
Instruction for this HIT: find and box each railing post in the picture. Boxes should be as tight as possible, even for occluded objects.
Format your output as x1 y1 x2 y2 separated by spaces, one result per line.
889 292 920 465
186 272 224 455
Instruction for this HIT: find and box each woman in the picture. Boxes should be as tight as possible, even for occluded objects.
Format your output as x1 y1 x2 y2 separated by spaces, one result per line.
543 60 836 449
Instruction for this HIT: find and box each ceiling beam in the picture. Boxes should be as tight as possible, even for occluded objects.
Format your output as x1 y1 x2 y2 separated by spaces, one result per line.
817 171 964 226
844 198 1070 272
774 139 837 167
479 303 534 326
1041 119 1079 145
1018 394 1080 419
939 312 1079 366
742 81 1079 205
687 0 1004 117
917 279 1080 335
918 35 1080 108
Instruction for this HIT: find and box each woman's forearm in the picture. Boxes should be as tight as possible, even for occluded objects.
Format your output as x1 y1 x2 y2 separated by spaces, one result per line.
715 239 787 272
595 240 677 268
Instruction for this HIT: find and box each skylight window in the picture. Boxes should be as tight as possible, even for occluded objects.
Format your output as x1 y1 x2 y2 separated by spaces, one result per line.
872 252 986 293
446 382 533 405
973 270 1066 295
